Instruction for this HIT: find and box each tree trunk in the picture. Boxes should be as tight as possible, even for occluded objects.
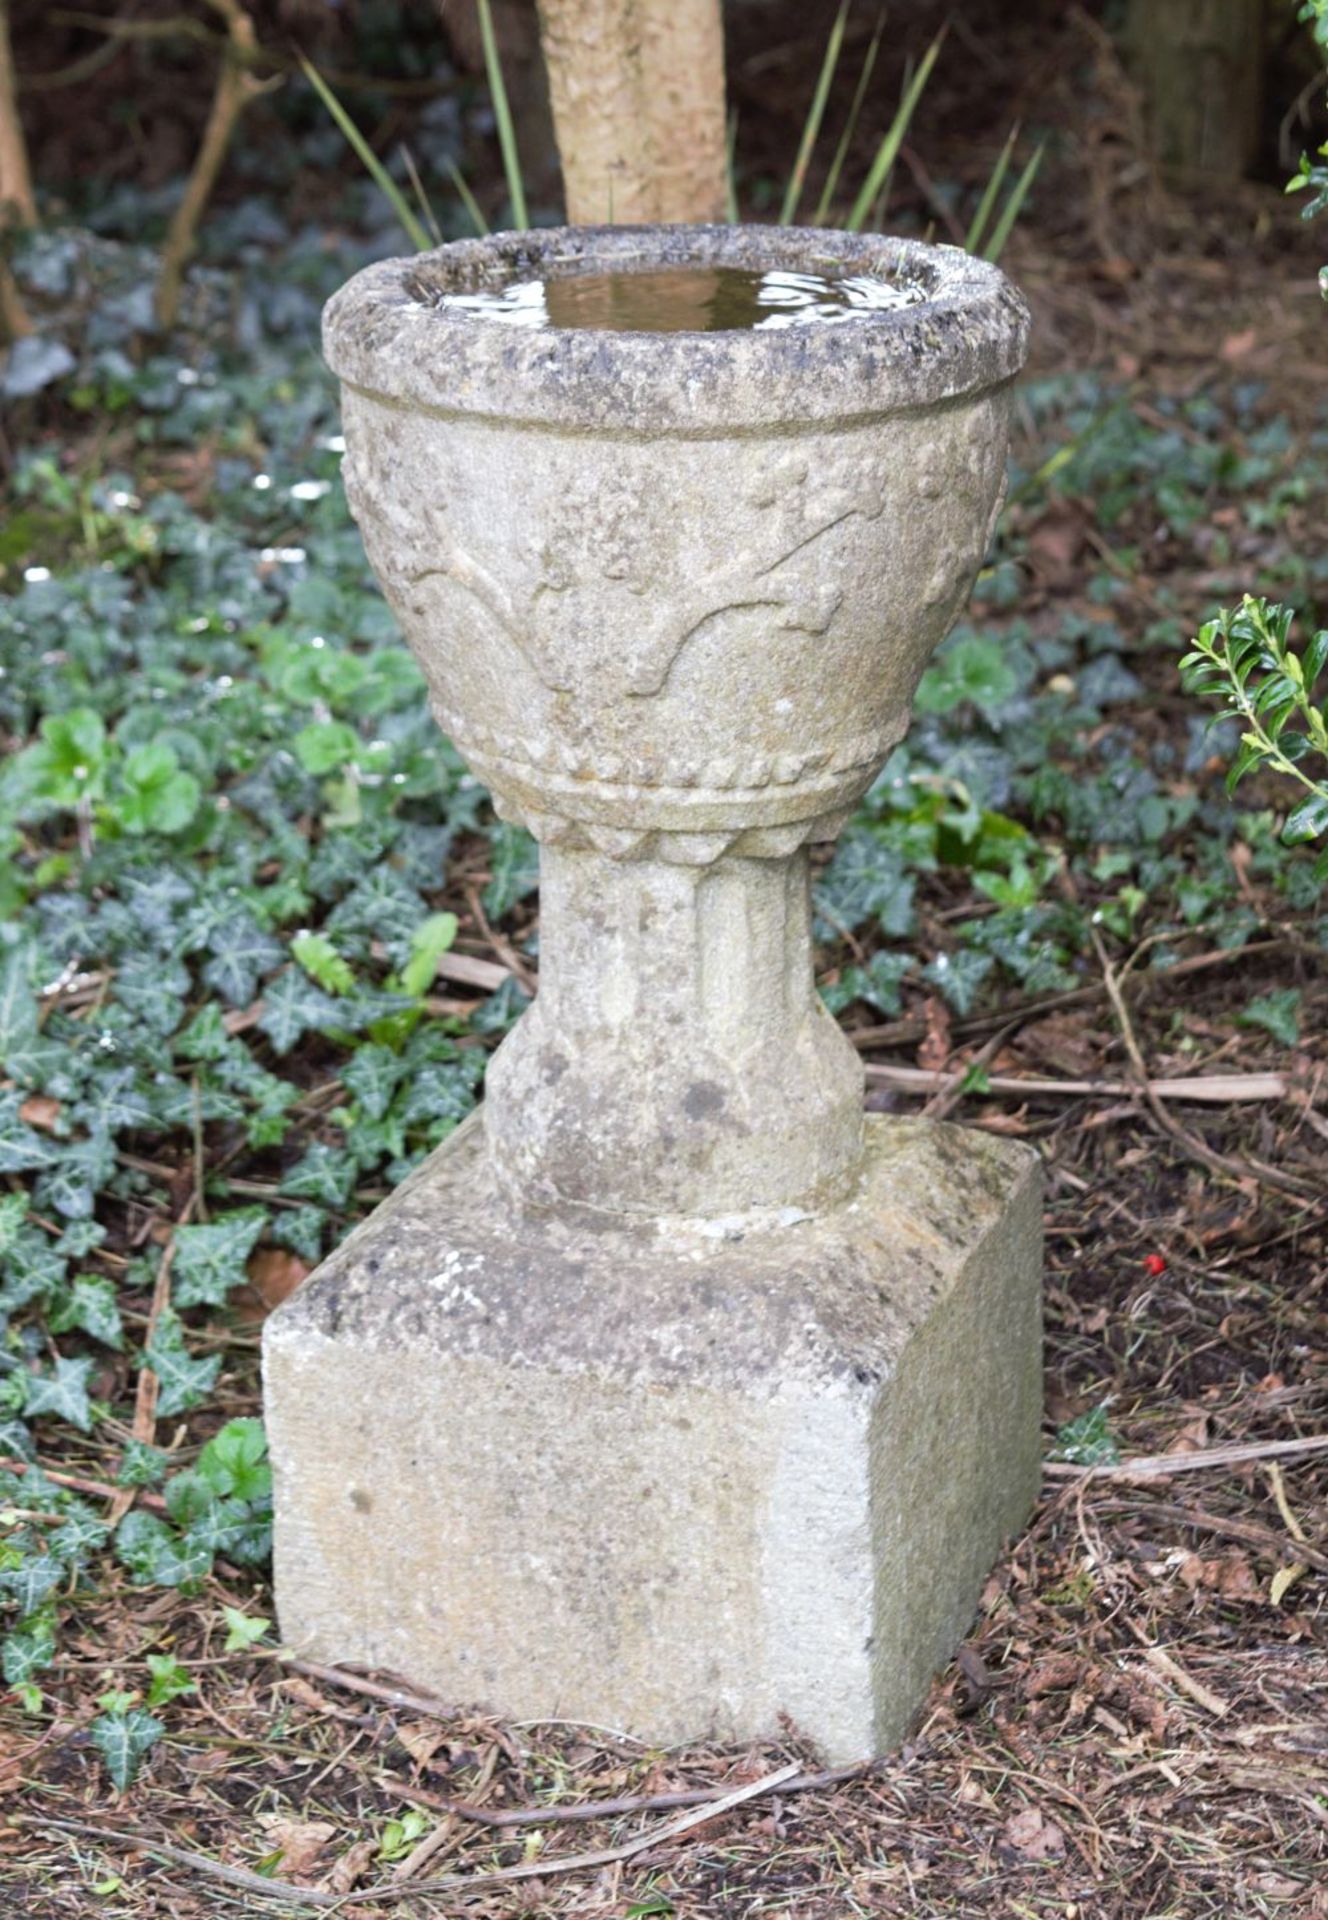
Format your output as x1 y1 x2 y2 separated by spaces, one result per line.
535 0 727 224
0 0 36 229
1127 0 1266 181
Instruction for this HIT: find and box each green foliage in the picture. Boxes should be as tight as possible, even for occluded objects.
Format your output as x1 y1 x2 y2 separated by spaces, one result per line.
1180 597 1328 878
1052 1404 1121 1467
90 1691 163 1791
1291 1 1328 294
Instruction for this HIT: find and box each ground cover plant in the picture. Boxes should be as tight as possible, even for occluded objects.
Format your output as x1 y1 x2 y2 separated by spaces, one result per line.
1 3 1326 1915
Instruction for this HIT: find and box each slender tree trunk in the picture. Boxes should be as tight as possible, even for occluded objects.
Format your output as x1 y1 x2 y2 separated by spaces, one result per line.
0 0 34 228
1126 0 1267 181
535 0 727 224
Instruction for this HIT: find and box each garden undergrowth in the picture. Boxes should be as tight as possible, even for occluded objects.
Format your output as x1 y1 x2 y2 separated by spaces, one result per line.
0 197 1326 1835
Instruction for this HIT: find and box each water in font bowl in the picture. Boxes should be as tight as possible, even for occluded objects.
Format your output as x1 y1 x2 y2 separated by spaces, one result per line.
425 264 928 333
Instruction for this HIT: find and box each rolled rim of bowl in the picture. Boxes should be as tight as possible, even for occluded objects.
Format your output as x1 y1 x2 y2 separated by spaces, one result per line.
322 223 1031 433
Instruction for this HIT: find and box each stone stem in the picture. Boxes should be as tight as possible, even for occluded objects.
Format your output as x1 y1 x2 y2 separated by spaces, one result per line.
482 842 864 1219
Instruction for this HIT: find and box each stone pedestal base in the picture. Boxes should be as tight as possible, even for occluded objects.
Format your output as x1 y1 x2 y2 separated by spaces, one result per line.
263 1116 1042 1762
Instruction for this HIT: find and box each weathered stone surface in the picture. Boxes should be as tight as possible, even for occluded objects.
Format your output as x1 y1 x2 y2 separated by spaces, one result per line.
267 228 1043 1754
264 1114 1042 1761
322 224 1030 1219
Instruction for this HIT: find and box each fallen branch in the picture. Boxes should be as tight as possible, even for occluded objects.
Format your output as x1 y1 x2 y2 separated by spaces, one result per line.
1111 1496 1328 1576
22 1761 808 1910
382 1757 874 1833
1090 926 1316 1200
280 1656 459 1722
864 1064 1290 1105
1044 1433 1328 1481
847 936 1294 1053
0 1455 167 1513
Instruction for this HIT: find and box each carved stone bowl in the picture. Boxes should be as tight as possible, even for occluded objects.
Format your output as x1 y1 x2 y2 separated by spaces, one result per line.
323 224 1030 871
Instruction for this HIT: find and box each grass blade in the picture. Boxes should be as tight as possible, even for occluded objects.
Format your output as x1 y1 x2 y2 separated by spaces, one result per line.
399 143 443 247
299 56 430 253
812 10 883 225
964 122 1017 255
725 109 740 224
983 139 1045 262
845 27 944 233
445 157 490 237
476 0 528 230
779 0 850 226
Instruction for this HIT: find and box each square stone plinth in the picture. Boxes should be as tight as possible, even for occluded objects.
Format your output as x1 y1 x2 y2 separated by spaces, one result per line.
263 1115 1042 1762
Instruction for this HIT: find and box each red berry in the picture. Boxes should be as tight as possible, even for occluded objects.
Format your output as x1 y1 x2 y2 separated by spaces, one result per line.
1143 1252 1167 1277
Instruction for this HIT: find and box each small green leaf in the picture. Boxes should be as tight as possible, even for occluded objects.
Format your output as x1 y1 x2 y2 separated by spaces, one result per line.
1283 792 1328 844
145 1653 196 1708
222 1605 271 1653
1238 989 1301 1047
119 741 201 836
401 911 459 998
22 1355 96 1432
1052 1403 1119 1466
173 1210 267 1310
291 931 356 997
90 1702 163 1790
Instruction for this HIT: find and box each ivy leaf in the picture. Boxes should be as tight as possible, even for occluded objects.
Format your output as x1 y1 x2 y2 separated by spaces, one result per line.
269 1204 325 1264
482 822 539 922
814 827 915 939
922 948 995 1016
1238 989 1302 1047
0 1553 66 1617
293 720 361 775
172 1210 266 1310
2 1611 57 1687
0 1191 28 1257
221 1604 271 1652
915 633 1019 715
258 969 339 1054
280 1142 357 1208
201 913 284 1007
0 943 39 1066
0 1092 63 1176
33 1133 117 1219
22 1355 96 1432
48 1273 124 1349
341 1043 404 1121
90 1702 163 1791
144 1310 221 1419
115 1510 214 1589
145 1654 196 1709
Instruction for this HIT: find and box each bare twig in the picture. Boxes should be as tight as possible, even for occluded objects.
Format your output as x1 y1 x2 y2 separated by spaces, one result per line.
1090 927 1315 1200
1116 1497 1328 1576
866 1063 1291 1106
106 1219 187 1525
385 1758 875 1833
1044 1433 1328 1481
154 0 273 331
0 1455 168 1513
15 1815 341 1909
280 1657 459 1721
22 1762 808 1911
